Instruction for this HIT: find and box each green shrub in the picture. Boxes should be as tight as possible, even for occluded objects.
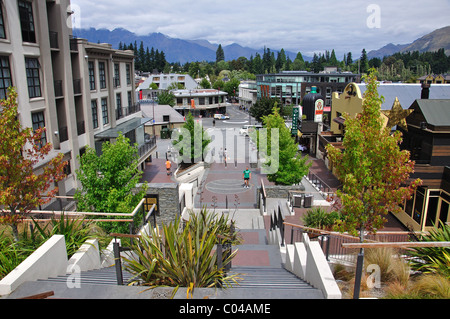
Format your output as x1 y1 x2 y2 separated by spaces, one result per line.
408 221 450 278
123 209 241 296
302 207 342 229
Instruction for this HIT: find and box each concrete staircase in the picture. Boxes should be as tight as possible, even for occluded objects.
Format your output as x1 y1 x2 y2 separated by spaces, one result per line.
223 228 324 299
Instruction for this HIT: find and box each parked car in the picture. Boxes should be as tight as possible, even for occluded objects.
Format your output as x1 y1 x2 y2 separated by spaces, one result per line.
214 114 229 120
239 124 262 135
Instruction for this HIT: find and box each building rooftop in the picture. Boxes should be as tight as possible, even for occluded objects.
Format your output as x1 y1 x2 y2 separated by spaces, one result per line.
413 99 450 127
357 83 450 110
140 103 185 124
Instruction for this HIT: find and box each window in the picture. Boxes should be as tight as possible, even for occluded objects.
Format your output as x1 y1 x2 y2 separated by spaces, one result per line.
32 111 46 148
25 58 41 98
0 56 12 100
116 93 122 119
127 91 132 108
114 63 120 87
0 3 6 39
18 1 36 43
101 98 108 125
126 64 131 85
88 61 95 91
91 100 98 129
99 62 106 89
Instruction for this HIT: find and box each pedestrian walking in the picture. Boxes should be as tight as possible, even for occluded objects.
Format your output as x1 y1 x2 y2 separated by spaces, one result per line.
223 148 228 167
166 159 172 175
243 166 251 188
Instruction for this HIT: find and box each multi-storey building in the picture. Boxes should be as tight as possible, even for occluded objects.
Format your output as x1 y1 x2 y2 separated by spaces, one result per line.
172 89 228 118
238 80 258 111
256 67 360 108
0 0 155 206
137 73 199 101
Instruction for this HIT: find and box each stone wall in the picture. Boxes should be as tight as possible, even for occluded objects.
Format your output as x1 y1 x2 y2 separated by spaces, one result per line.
259 184 306 200
146 183 180 226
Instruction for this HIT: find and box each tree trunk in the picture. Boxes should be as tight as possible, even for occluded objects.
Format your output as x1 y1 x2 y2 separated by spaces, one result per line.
10 223 20 242
353 226 365 299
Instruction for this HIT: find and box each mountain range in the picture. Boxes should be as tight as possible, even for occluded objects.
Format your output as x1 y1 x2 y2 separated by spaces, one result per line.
367 25 450 59
73 26 450 64
73 27 304 64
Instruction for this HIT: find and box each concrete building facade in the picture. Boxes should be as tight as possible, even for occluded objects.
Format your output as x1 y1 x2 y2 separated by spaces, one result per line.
256 68 360 108
0 0 155 205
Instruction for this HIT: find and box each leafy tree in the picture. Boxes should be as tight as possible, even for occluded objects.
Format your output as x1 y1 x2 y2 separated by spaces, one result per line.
199 78 211 89
249 97 280 123
74 133 147 234
172 112 211 164
326 70 421 238
223 78 240 99
325 70 421 297
157 91 176 106
259 107 311 185
0 88 67 241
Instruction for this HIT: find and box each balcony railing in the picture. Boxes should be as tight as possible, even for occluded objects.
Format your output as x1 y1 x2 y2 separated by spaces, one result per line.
116 103 141 120
138 136 157 158
49 31 58 49
69 36 78 52
73 79 82 95
77 121 85 136
54 80 63 98
58 126 68 142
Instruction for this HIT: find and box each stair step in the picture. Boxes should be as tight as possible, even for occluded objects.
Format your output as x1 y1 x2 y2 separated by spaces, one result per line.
38 267 133 286
229 266 313 290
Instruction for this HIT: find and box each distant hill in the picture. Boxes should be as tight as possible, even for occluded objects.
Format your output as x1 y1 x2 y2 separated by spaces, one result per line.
367 25 450 59
367 43 410 59
400 26 450 55
73 27 303 64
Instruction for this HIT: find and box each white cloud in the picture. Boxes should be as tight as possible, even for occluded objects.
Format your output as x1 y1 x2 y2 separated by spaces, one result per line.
71 0 450 57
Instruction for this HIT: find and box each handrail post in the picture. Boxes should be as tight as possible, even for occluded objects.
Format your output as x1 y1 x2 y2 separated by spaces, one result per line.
325 234 330 261
217 244 223 269
113 239 124 285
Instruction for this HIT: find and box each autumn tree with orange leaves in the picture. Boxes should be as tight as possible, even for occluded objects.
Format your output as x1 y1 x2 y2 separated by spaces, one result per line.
325 70 421 298
0 88 67 241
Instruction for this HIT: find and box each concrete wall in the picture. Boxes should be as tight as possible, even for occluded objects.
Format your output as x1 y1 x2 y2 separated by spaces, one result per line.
0 235 68 295
67 239 101 272
284 232 342 299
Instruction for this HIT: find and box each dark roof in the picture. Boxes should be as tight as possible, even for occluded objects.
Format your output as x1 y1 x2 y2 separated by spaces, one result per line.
413 99 450 127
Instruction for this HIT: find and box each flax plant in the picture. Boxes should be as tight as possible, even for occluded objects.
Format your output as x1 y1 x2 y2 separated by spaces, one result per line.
123 209 241 296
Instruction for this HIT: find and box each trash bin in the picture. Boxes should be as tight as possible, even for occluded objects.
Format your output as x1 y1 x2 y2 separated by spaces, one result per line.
304 195 313 208
293 195 302 208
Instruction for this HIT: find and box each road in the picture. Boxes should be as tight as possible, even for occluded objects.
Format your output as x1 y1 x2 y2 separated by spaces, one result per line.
198 104 260 165
164 104 261 165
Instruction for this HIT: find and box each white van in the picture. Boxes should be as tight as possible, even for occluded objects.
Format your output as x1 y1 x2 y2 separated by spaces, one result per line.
239 125 254 135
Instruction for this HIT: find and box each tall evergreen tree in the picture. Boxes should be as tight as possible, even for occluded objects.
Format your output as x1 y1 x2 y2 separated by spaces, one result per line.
216 44 225 63
360 49 369 74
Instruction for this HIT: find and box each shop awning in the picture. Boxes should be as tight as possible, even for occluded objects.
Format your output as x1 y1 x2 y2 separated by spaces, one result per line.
333 116 346 125
95 117 152 139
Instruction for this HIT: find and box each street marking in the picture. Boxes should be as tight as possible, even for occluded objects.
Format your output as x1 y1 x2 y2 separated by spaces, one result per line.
222 120 248 124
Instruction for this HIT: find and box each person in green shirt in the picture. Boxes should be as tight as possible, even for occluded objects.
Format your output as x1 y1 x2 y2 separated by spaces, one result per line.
243 167 251 188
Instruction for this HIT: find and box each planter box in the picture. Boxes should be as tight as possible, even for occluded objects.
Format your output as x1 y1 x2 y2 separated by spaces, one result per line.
0 235 67 296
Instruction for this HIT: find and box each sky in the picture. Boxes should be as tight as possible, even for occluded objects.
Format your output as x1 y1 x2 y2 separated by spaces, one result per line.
70 0 450 57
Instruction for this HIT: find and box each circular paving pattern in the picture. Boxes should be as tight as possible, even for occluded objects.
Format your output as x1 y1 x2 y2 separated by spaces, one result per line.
205 179 252 194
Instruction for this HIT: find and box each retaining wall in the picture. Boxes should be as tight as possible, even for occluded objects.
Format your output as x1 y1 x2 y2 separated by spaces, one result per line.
0 235 68 295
